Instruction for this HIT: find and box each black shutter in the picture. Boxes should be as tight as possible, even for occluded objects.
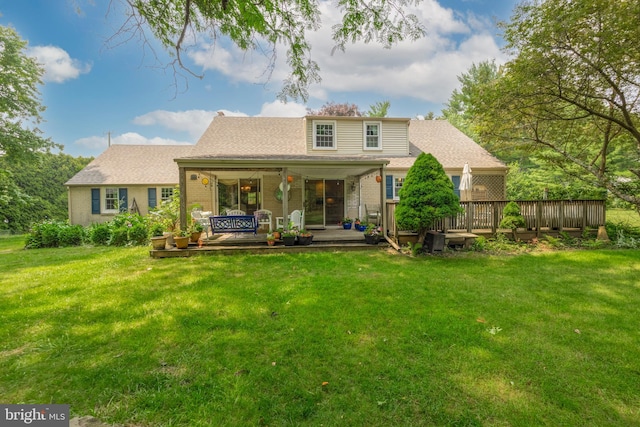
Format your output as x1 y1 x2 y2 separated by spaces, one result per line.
91 188 100 214
148 188 157 208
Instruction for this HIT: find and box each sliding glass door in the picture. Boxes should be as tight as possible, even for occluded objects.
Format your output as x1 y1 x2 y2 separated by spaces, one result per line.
304 179 344 227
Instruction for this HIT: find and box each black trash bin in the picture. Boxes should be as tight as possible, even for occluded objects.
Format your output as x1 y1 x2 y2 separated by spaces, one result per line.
425 231 445 253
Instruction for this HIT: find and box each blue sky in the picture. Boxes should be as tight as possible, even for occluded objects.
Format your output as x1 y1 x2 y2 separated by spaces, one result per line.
0 0 518 158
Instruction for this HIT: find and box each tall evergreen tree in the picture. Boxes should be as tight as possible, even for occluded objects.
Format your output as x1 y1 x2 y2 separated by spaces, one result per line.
395 153 462 243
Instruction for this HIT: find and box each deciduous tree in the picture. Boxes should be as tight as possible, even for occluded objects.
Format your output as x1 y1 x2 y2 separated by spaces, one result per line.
117 0 425 100
475 0 640 212
308 101 363 116
0 25 55 160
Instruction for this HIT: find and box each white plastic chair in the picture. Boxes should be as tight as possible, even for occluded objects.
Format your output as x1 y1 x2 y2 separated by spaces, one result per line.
289 209 305 230
254 209 273 232
191 210 211 237
225 209 246 216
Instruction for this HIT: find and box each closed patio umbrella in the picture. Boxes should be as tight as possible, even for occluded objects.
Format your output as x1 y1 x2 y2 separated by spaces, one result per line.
460 162 473 201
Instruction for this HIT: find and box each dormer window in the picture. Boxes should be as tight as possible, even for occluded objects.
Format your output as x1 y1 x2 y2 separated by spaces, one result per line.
313 120 336 149
364 121 382 150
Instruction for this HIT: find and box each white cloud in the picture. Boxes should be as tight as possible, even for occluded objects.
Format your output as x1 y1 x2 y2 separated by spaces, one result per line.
185 0 506 104
133 109 250 138
133 109 218 138
27 46 91 83
258 101 307 117
75 132 192 150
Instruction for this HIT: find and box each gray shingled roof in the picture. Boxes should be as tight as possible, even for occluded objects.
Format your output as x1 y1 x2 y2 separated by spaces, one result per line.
404 120 506 170
189 116 306 157
67 117 505 186
189 116 505 171
65 145 193 186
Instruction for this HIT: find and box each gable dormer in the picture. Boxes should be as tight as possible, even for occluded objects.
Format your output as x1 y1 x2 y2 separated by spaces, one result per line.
304 116 410 156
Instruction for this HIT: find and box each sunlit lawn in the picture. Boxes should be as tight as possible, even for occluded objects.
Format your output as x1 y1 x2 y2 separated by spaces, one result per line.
1 234 639 426
608 208 640 227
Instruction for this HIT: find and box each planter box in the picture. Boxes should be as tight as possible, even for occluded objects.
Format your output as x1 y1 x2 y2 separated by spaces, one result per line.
298 235 313 246
425 231 445 253
364 234 380 245
282 236 296 246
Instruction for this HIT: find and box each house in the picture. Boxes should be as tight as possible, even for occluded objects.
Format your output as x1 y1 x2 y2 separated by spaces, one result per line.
66 116 507 229
65 145 193 226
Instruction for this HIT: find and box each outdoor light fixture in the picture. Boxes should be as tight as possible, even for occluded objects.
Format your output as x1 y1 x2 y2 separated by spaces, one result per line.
376 175 382 183
287 175 294 183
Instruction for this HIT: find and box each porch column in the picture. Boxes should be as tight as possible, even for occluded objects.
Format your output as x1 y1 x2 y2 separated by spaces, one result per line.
282 167 289 230
380 166 386 236
179 166 187 232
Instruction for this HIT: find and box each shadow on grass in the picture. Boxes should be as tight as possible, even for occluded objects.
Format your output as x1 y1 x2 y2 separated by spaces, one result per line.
1 248 639 425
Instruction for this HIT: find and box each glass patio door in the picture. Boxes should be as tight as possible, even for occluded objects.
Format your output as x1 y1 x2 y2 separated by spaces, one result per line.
304 179 344 227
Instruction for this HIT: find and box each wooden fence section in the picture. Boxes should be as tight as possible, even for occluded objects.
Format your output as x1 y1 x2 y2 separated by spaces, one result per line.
386 200 606 238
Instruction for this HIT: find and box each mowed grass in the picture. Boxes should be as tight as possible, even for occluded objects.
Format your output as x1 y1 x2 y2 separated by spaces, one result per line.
1 235 639 426
608 208 640 227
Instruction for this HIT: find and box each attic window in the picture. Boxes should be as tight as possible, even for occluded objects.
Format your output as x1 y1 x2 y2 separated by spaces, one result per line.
313 120 336 149
364 121 382 150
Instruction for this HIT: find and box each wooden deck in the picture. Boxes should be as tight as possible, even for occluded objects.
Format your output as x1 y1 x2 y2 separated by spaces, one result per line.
150 227 390 258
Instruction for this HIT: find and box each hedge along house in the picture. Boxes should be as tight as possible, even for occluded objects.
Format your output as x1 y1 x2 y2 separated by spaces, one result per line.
174 115 507 232
65 115 507 231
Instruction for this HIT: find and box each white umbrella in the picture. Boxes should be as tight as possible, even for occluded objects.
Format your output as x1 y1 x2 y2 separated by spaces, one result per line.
460 163 473 200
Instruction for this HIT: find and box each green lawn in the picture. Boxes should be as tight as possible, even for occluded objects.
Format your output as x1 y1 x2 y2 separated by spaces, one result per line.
608 208 640 227
1 235 639 426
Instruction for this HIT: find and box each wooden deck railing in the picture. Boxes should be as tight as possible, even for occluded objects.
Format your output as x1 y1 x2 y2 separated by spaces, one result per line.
386 200 606 238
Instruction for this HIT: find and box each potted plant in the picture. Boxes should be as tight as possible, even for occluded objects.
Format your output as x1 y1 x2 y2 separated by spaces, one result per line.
190 221 204 243
173 229 190 249
266 233 276 246
272 227 283 240
282 229 298 246
364 223 381 244
149 187 180 246
342 217 353 230
298 229 313 246
149 223 167 250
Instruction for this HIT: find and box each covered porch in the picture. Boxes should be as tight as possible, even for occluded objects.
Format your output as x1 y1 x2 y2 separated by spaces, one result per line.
176 156 389 233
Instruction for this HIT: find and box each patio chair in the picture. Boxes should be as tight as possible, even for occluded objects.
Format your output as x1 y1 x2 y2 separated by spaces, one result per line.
365 204 381 226
254 209 273 232
191 210 212 238
289 209 305 230
225 209 246 216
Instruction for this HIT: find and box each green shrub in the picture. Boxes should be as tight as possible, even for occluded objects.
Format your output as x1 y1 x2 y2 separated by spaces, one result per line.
58 224 85 247
109 227 130 246
25 220 84 249
471 236 487 251
499 201 526 230
128 222 149 245
88 223 111 245
108 212 149 246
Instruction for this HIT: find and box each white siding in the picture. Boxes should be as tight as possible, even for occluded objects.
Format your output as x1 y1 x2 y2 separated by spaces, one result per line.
306 118 409 156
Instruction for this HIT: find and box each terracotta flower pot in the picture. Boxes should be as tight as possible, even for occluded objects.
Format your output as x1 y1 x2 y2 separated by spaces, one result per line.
174 235 190 249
